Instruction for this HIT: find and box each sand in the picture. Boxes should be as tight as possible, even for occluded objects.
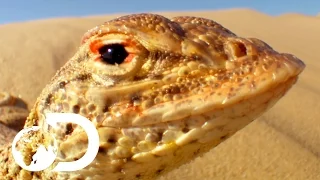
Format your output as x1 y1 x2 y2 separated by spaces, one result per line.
0 9 319 179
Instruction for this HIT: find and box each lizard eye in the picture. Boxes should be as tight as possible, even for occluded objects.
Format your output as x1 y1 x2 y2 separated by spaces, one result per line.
88 37 144 78
98 44 129 65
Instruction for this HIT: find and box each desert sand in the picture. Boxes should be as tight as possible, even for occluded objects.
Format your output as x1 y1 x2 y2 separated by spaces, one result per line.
0 9 319 180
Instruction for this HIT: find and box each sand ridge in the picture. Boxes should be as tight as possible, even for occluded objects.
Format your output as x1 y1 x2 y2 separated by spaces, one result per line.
0 9 319 180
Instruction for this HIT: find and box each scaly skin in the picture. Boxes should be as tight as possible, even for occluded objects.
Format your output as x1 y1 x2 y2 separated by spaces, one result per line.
0 14 305 180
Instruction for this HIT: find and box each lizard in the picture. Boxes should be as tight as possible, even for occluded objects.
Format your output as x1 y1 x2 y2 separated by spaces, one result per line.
0 13 305 180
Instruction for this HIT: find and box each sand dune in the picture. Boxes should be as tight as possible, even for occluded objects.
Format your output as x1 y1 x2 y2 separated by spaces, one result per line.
0 9 319 179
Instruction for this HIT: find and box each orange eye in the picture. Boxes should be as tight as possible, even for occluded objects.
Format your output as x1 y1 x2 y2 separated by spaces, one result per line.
90 40 134 65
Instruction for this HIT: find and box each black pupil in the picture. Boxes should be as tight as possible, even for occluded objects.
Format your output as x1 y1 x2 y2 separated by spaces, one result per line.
98 44 128 65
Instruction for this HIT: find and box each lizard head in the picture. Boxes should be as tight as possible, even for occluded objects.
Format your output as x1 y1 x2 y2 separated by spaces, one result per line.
22 14 304 179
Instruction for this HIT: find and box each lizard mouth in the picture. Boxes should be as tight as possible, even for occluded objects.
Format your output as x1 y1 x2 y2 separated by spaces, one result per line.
119 76 298 147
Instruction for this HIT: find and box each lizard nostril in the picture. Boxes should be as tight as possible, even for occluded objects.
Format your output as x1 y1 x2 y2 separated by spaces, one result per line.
233 42 247 58
225 41 248 60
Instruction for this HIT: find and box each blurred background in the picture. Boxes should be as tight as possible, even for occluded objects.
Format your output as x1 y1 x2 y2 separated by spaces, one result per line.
0 0 319 24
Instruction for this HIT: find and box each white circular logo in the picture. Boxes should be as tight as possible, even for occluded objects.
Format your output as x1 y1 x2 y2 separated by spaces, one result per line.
11 126 58 172
11 113 100 172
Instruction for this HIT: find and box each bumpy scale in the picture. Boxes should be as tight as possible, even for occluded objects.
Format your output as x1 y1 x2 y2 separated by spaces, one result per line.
0 14 305 180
